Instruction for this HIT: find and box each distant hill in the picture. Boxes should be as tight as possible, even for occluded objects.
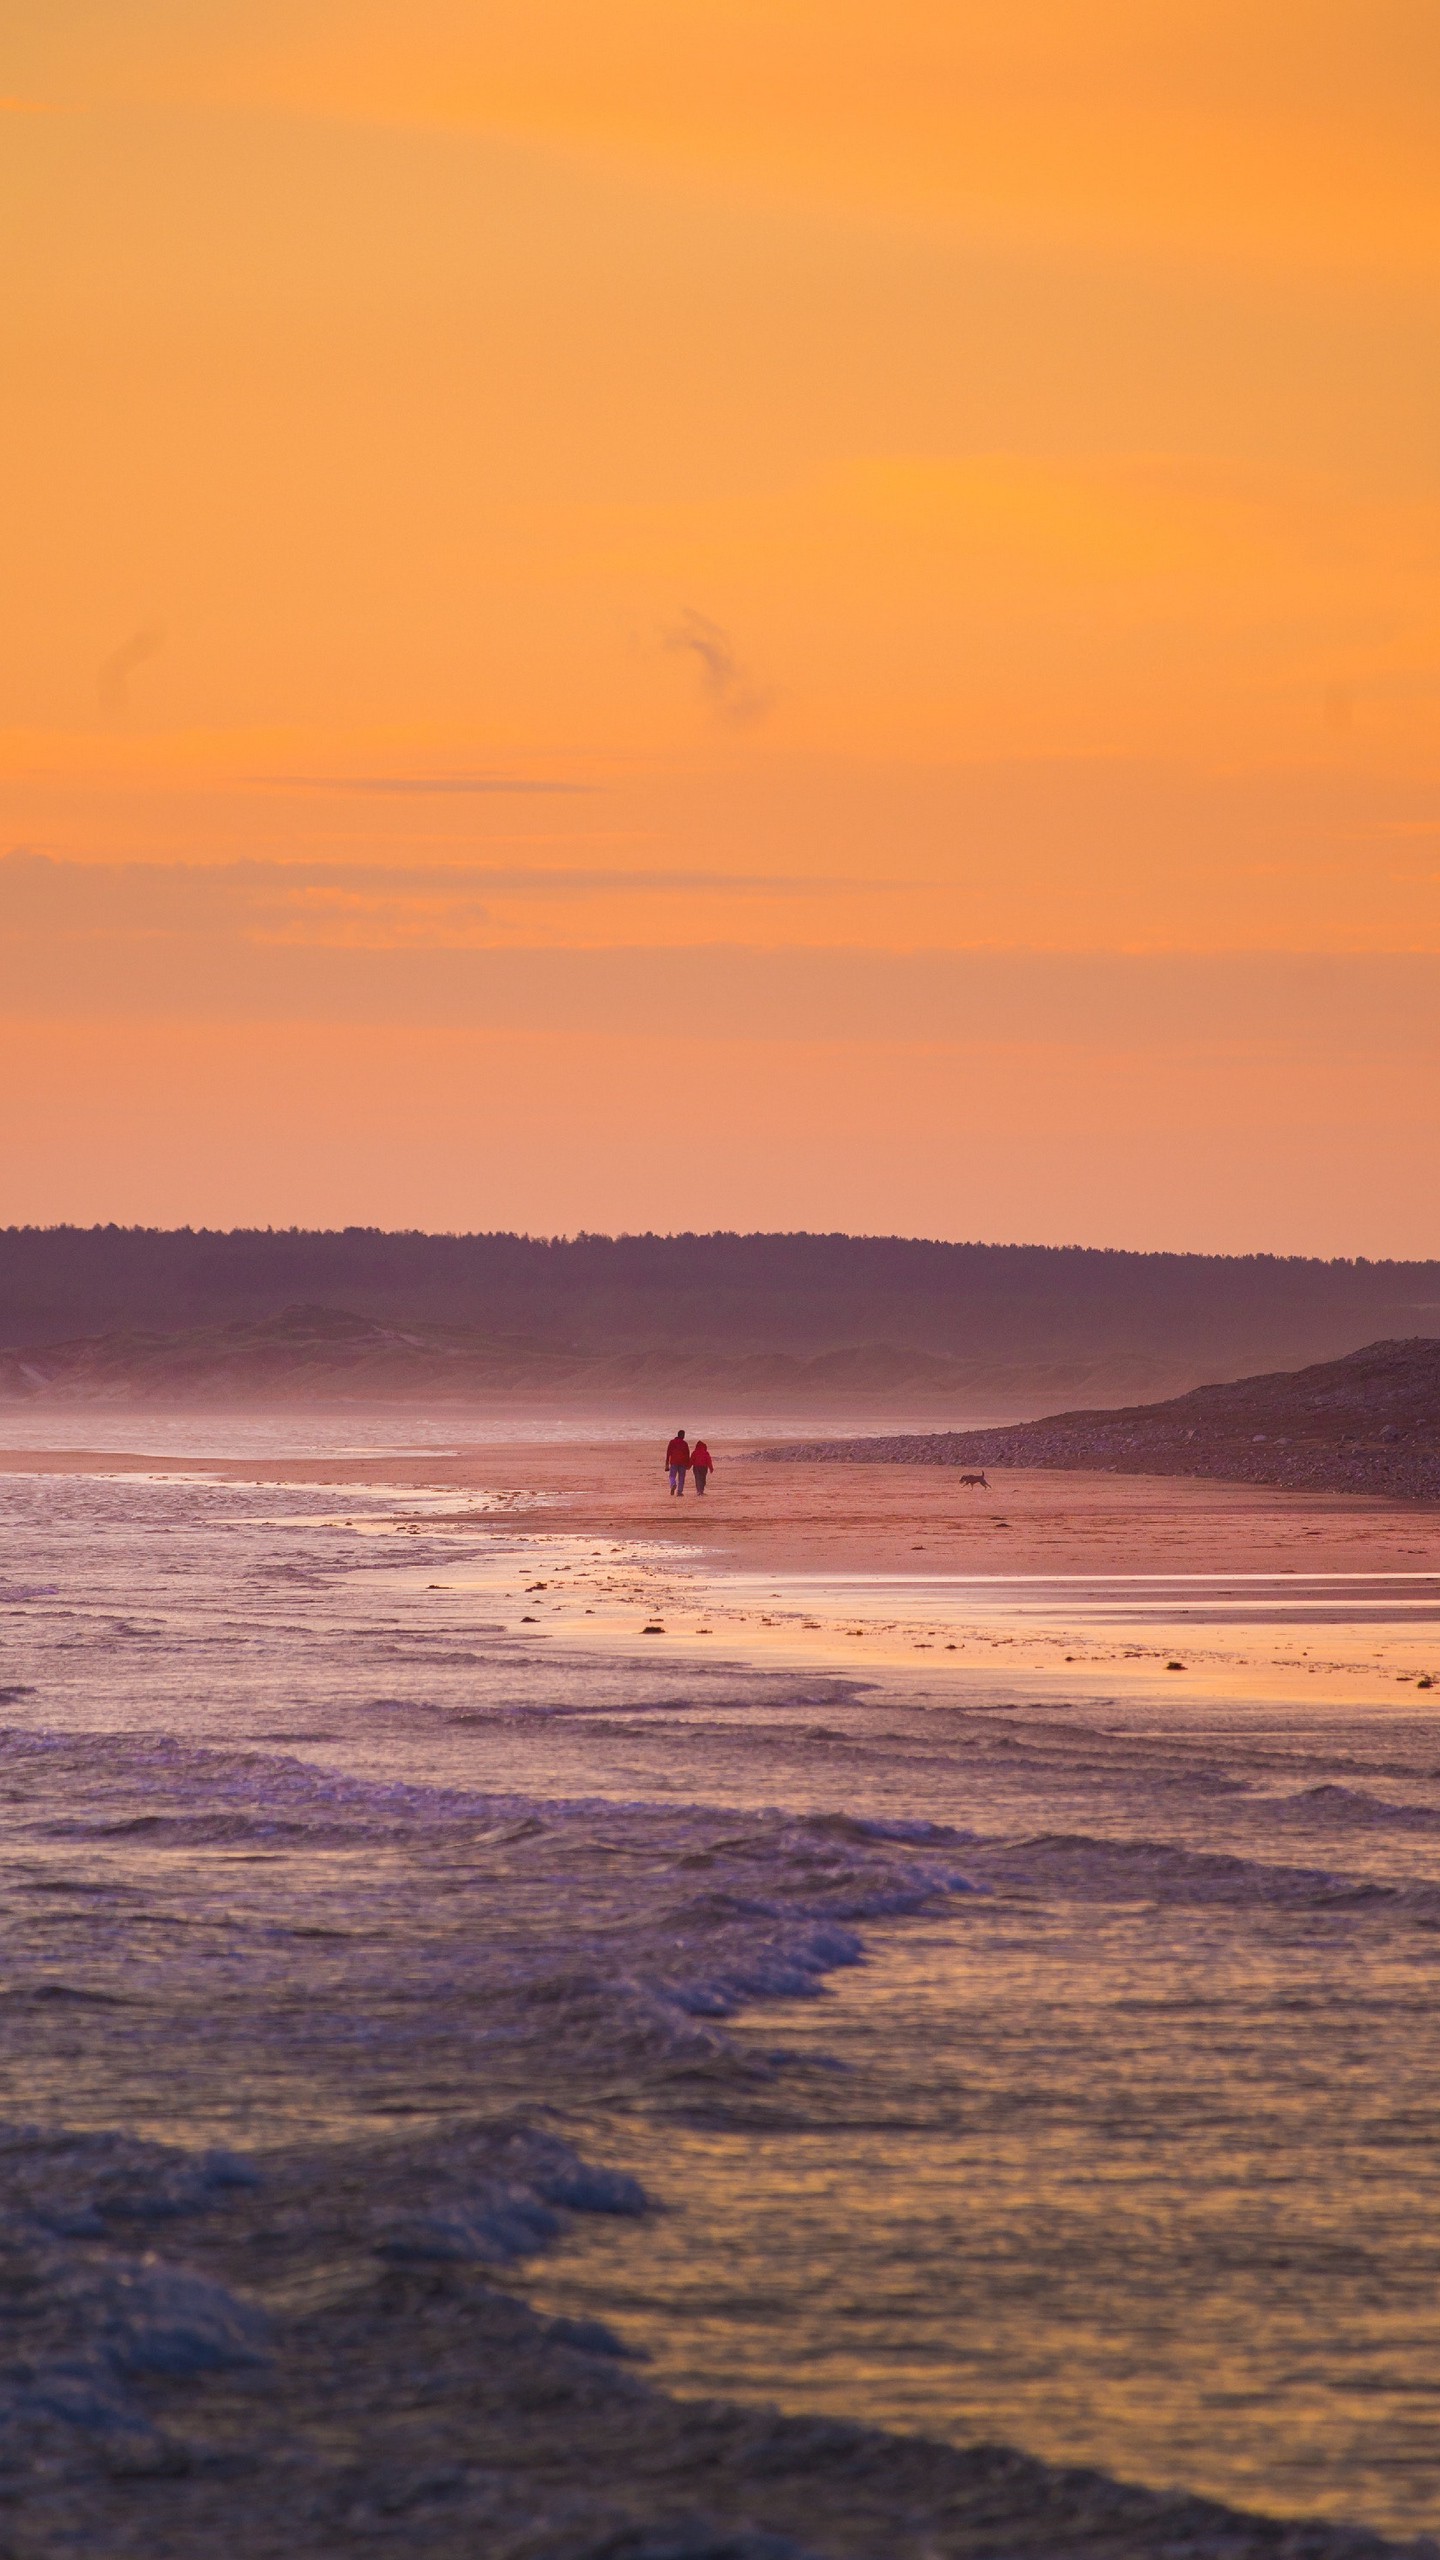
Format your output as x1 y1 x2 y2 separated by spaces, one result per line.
0 1302 1198 1415
1 1229 1438 1399
769 1338 1440 1502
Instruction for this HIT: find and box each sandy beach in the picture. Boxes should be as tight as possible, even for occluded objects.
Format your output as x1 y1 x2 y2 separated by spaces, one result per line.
5 1432 1436 1705
7 1430 1436 1572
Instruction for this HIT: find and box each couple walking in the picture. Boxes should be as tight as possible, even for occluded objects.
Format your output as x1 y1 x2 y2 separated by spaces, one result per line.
665 1431 714 1497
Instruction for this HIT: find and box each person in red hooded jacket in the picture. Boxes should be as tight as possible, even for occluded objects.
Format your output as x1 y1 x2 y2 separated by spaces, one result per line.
665 1431 690 1496
690 1439 714 1495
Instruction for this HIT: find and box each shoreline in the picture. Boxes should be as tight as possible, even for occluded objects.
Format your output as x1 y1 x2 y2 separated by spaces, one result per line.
3 1433 1437 1570
4 1437 1437 1708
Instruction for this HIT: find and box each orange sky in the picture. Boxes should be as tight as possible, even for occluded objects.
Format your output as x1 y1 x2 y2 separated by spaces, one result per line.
3 4 1438 1249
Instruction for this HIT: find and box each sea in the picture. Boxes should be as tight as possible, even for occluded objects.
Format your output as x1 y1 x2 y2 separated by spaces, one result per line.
3 1415 1439 2553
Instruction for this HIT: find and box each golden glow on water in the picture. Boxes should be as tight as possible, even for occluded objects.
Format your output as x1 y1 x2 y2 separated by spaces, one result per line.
530 1903 1440 2536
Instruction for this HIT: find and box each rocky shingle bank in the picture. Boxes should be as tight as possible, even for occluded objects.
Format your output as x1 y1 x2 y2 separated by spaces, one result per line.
761 1337 1440 1504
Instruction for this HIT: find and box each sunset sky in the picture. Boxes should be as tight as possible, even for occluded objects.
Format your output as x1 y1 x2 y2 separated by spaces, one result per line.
4 3 1438 1249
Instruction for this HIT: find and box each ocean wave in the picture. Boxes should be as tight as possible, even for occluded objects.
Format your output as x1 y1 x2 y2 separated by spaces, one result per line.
1258 1783 1440 1832
0 2115 1421 2558
0 2113 656 2504
0 1724 980 2116
962 1829 1406 1910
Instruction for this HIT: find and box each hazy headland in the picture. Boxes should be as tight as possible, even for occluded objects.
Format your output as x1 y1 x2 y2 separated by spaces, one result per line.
771 1336 1440 1504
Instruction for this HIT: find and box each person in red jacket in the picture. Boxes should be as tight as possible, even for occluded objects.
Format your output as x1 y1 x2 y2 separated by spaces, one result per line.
690 1439 714 1495
665 1431 690 1496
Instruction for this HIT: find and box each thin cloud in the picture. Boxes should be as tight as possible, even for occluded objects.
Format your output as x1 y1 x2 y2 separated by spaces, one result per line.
97 627 164 714
0 853 843 935
664 610 774 725
259 774 595 795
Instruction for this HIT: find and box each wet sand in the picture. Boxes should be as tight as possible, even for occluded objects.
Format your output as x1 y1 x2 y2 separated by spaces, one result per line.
3 1434 1438 1577
5 1437 1435 1706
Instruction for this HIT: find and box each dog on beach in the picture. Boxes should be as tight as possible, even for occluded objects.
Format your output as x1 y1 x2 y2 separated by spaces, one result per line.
958 1471 989 1487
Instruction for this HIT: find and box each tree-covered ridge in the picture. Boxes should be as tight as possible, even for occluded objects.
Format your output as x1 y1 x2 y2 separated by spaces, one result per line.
0 1227 1436 1374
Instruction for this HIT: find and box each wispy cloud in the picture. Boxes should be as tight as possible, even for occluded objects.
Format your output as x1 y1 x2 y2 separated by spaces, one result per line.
0 852 835 946
97 627 164 714
0 881 1434 1054
259 774 595 796
664 611 774 725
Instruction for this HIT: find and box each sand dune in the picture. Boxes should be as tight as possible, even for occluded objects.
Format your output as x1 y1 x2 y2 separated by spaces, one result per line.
0 1301 1198 1417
